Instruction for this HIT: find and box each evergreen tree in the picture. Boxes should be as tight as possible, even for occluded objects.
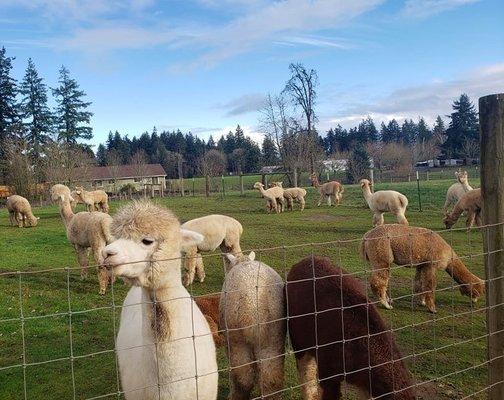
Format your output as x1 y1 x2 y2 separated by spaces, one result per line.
400 119 418 145
261 135 278 166
207 135 216 149
0 47 18 142
96 144 107 166
346 143 370 183
433 115 446 138
442 94 478 157
357 116 378 143
383 119 401 143
19 58 53 156
417 117 432 143
52 66 93 143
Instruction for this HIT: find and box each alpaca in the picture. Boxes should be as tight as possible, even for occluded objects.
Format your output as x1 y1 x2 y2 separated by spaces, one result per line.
270 182 307 211
101 201 218 400
253 182 284 213
50 184 114 295
359 179 409 226
361 224 485 313
6 195 39 227
74 186 109 213
443 170 473 214
180 214 243 286
309 173 344 206
443 188 482 230
195 294 224 347
286 256 415 399
69 190 84 210
220 251 285 400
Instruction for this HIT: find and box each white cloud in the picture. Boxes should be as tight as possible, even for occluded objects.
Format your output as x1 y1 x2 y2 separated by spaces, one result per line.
401 0 480 18
218 94 266 117
275 35 352 49
322 62 504 130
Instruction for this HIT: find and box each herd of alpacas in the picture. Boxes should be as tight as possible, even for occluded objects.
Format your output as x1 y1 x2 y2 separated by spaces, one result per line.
4 170 486 400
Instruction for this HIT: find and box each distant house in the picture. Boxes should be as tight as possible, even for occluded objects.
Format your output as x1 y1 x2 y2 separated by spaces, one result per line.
321 159 347 172
76 163 167 193
260 165 283 174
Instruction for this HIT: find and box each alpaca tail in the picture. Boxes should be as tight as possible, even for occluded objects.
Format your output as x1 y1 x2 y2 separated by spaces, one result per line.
360 240 369 262
339 184 344 194
399 194 408 209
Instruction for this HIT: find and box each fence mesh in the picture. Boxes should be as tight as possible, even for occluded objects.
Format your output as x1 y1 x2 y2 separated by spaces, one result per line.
1 221 501 399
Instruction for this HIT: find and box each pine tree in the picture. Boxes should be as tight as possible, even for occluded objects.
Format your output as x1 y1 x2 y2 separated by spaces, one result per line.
357 116 378 143
0 47 18 140
442 94 478 158
261 135 278 165
52 66 93 143
383 119 401 143
346 143 370 183
417 117 432 143
19 58 53 156
400 119 418 145
96 144 107 166
433 115 446 138
207 135 216 149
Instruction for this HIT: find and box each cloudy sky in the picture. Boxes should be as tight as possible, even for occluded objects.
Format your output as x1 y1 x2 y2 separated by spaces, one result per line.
1 0 503 147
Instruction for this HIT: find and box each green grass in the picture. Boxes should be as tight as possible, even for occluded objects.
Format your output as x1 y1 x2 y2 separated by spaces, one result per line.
0 178 488 399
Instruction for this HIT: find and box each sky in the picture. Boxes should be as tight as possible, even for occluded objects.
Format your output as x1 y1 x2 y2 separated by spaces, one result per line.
1 0 503 148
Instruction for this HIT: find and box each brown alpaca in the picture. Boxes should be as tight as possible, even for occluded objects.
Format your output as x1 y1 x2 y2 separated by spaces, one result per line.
361 224 485 313
443 188 481 229
310 173 344 206
286 256 415 399
194 294 224 347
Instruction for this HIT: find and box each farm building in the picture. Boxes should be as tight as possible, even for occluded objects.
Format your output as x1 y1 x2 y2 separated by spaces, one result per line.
75 163 167 194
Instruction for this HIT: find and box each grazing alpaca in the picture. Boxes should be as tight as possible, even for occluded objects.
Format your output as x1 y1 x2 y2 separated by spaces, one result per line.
443 170 473 214
50 184 113 295
361 224 485 313
309 173 344 206
180 214 243 286
6 195 39 227
74 186 109 213
443 188 482 230
270 182 307 211
102 201 218 400
253 182 284 213
195 294 224 347
286 256 415 399
359 179 409 226
220 251 285 400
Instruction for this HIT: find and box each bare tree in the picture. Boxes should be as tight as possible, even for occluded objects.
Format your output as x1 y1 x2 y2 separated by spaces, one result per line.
461 138 480 160
131 150 149 197
4 138 35 198
259 94 290 165
197 149 226 197
106 150 122 194
42 142 94 186
283 63 319 173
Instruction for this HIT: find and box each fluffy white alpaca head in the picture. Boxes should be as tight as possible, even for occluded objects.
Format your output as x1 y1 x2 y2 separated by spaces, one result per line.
253 182 264 190
50 184 74 203
102 201 203 287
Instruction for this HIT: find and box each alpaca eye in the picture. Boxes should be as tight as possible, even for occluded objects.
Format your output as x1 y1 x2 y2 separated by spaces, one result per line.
142 238 154 246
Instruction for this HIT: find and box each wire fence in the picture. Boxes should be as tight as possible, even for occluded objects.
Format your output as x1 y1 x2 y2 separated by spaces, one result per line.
0 221 501 399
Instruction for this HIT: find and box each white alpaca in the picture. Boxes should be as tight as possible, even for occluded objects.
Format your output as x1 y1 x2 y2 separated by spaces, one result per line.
253 182 284 213
102 201 218 400
359 179 409 226
181 214 243 286
220 252 286 399
443 170 473 214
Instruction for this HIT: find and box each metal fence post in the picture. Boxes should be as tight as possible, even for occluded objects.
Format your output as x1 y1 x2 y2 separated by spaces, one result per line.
240 173 244 195
221 175 225 199
480 93 504 400
416 170 422 212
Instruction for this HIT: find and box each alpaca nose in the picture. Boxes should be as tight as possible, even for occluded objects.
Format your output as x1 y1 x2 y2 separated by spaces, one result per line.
102 247 118 260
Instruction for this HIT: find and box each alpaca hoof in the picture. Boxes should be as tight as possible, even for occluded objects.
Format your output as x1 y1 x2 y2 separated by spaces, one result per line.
428 308 437 314
383 302 393 310
420 299 426 306
99 289 106 295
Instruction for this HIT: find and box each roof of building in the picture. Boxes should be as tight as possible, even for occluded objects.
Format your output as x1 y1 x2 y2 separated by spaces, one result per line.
84 163 166 181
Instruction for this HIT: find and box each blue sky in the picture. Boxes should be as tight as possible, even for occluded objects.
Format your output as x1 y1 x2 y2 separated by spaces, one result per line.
1 0 503 148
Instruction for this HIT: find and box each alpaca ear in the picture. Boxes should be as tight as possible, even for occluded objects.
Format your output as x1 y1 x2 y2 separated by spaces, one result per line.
180 229 204 250
225 253 237 264
248 251 255 261
37 217 40 220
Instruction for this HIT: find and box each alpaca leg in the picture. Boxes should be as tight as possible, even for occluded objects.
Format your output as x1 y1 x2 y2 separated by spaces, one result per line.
300 196 305 211
182 249 197 286
228 345 256 400
8 211 14 226
317 194 323 207
327 195 332 206
15 212 23 228
475 211 482 227
372 213 384 227
296 353 322 400
421 266 437 313
257 347 285 399
414 268 426 306
466 210 476 229
76 246 90 279
195 254 206 283
92 247 109 295
396 212 409 225
370 266 392 309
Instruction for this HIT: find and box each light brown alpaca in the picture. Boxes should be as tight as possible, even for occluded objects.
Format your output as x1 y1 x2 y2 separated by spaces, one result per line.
361 224 485 313
6 195 39 227
195 294 224 347
443 170 473 214
253 182 284 213
309 173 344 206
269 182 307 211
74 186 109 213
443 188 482 229
360 179 409 226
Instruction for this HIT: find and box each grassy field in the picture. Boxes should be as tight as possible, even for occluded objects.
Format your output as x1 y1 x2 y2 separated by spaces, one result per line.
0 178 489 399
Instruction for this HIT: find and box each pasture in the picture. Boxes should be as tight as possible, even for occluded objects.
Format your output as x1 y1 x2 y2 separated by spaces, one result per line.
0 178 487 399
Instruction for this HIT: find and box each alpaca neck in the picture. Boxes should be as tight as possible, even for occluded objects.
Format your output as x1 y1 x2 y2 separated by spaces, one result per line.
311 178 320 188
445 258 480 285
461 181 471 191
58 199 74 228
362 186 373 204
258 186 267 196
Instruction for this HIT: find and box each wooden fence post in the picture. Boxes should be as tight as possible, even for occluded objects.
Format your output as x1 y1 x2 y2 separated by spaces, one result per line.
480 93 504 400
240 173 244 195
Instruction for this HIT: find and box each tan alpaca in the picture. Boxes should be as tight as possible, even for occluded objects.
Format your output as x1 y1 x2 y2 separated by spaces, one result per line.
6 195 39 227
360 179 409 226
270 182 307 211
361 224 485 313
195 294 224 347
443 188 482 229
443 170 473 214
220 251 286 400
253 182 284 213
74 186 109 213
310 173 344 206
50 184 114 295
